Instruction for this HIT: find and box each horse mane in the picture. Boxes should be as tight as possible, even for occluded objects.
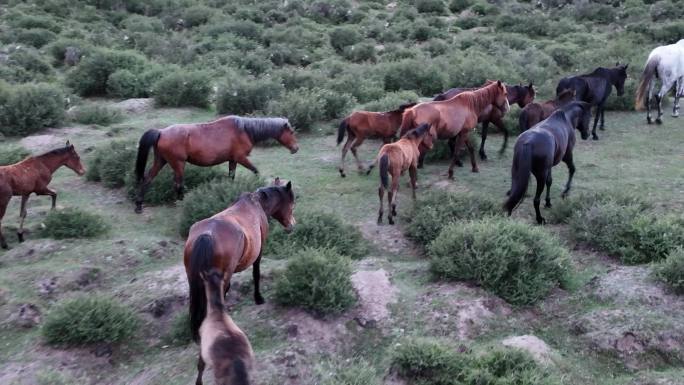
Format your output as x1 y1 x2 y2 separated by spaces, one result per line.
37 146 72 158
404 123 429 139
466 81 500 110
389 102 418 114
232 116 289 143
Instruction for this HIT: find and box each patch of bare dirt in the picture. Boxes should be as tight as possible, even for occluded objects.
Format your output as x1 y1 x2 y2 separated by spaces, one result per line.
111 98 154 114
6 303 41 328
358 220 418 255
501 335 554 365
592 266 673 306
2 239 63 264
351 269 397 327
20 134 64 153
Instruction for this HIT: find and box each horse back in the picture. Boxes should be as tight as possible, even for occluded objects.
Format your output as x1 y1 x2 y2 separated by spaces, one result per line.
0 159 50 195
160 120 249 166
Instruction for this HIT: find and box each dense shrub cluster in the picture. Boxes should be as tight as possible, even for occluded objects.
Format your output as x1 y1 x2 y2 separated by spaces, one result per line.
70 105 122 126
0 82 65 137
152 70 211 108
273 247 356 315
125 165 226 206
42 296 138 345
40 208 110 239
654 247 684 294
429 217 570 305
86 140 136 188
216 77 283 115
65 49 148 97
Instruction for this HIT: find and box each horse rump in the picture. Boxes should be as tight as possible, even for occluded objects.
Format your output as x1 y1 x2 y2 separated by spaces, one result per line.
635 56 660 110
135 129 161 183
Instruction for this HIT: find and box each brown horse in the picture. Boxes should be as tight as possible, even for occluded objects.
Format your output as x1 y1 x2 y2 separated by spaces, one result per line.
184 178 295 343
196 269 254 385
336 102 417 177
400 81 510 179
366 124 434 225
518 89 576 132
0 142 85 248
433 84 535 160
135 116 299 213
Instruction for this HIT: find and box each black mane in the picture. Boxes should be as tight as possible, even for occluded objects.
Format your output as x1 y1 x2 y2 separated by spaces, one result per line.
38 146 72 158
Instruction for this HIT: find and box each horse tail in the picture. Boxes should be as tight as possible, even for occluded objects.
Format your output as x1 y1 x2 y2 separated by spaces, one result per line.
635 56 660 110
379 154 390 189
188 233 215 343
518 109 530 132
231 359 250 385
135 129 161 183
504 143 532 215
337 118 349 145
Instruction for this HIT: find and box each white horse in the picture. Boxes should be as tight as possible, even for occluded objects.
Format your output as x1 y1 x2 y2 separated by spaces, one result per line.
635 39 684 124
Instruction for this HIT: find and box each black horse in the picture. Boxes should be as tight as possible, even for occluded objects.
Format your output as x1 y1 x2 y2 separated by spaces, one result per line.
556 63 628 140
504 101 592 224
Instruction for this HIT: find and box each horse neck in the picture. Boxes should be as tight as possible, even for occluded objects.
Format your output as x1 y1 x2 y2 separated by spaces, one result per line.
36 152 68 173
255 191 280 218
205 282 226 319
468 85 498 114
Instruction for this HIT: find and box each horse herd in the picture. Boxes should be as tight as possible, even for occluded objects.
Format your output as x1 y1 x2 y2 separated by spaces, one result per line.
0 40 682 384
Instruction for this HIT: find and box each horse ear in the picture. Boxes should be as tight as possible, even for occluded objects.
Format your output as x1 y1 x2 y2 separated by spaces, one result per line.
65 140 70 147
624 63 629 70
274 177 281 186
286 181 292 191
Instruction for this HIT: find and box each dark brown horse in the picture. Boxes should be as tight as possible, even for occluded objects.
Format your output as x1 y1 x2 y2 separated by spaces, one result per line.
337 102 417 177
433 83 535 160
367 124 434 225
400 81 510 179
0 142 85 248
196 269 254 385
184 178 295 343
518 89 576 132
135 116 299 213
504 102 592 224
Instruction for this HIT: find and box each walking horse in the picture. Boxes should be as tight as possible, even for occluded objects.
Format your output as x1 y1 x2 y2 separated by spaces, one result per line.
635 39 684 124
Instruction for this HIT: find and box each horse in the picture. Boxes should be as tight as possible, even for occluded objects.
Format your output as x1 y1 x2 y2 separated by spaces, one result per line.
195 269 254 385
400 80 510 179
518 88 576 132
184 178 295 343
0 142 85 248
635 39 684 124
556 63 628 140
134 116 299 213
336 102 417 178
366 123 434 225
433 83 535 160
504 102 592 225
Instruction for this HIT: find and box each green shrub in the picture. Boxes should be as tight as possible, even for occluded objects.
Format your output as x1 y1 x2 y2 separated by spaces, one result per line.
342 42 376 63
329 26 362 52
42 296 138 345
454 16 479 30
9 14 61 33
16 28 57 48
405 191 500 246
265 211 368 259
416 0 446 14
39 208 110 239
0 145 29 165
412 21 438 41
163 312 192 346
654 247 684 294
153 70 211 108
267 88 326 131
66 49 148 96
392 338 467 385
183 6 214 28
0 83 65 137
449 0 474 13
471 1 499 16
70 105 122 126
319 89 356 120
178 175 264 237
383 59 447 96
429 217 571 305
45 38 90 66
216 77 283 115
447 51 510 88
86 140 136 188
547 190 650 224
361 91 419 112
127 165 227 207
465 348 550 385
107 69 147 99
273 247 356 315
3 48 54 83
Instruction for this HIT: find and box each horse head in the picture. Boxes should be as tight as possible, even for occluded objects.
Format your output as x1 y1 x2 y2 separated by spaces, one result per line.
259 180 296 233
568 102 592 140
277 121 299 154
613 62 629 96
493 80 510 114
64 141 86 176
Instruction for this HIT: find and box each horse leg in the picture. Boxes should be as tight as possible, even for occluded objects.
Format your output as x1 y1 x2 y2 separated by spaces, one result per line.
339 133 355 178
448 133 468 179
561 152 576 199
388 176 399 225
417 150 426 169
169 161 186 201
0 193 10 249
479 121 489 160
532 171 546 225
599 104 605 131
237 157 259 175
195 353 205 385
350 137 366 173
135 155 166 213
544 171 553 208
409 165 418 201
646 79 656 124
465 135 479 173
591 106 600 140
377 185 384 225
228 160 237 180
448 137 463 167
17 195 29 243
252 254 265 305
673 80 681 117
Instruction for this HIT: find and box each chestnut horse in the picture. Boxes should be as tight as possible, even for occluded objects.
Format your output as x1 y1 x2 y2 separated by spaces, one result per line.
400 81 510 179
366 124 434 225
337 102 417 177
433 83 535 160
518 89 576 132
0 142 85 248
135 116 299 213
185 179 295 343
504 102 592 224
196 269 254 385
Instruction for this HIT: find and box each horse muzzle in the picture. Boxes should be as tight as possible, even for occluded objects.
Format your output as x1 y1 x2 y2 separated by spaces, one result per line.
290 146 299 154
284 223 295 233
580 132 589 140
77 168 86 176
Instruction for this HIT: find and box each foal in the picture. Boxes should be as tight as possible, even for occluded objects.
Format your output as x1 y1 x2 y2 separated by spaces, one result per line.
367 124 434 225
518 89 576 132
196 269 254 385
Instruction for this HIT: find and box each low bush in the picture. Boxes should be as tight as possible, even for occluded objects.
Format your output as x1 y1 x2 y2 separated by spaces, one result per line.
127 165 227 207
3 48 54 83
0 83 65 137
429 217 571 305
273 247 356 315
405 191 500 246
152 70 211 108
106 69 147 99
449 0 474 13
65 49 148 97
654 247 684 294
267 88 326 131
178 175 264 237
183 5 214 28
215 77 283 115
383 59 447 96
42 296 138 345
547 190 650 224
39 208 110 239
0 145 29 165
264 211 368 259
342 42 376 63
86 140 136 188
16 28 57 48
361 90 419 112
416 0 446 14
329 26 362 52
70 105 122 126
45 38 90 66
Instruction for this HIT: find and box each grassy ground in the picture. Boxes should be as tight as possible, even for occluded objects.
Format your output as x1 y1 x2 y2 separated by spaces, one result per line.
1 104 683 385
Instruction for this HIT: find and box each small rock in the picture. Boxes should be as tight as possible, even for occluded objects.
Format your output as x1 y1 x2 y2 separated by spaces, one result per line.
37 277 59 297
11 303 41 328
286 324 299 338
501 335 553 364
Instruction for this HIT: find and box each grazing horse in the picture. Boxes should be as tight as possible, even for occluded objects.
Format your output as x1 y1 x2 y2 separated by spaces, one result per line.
195 269 254 385
518 89 576 132
184 179 295 343
635 39 684 124
504 102 592 224
366 124 434 225
433 83 535 160
134 116 299 213
0 142 85 248
336 102 417 177
400 80 510 179
556 63 628 140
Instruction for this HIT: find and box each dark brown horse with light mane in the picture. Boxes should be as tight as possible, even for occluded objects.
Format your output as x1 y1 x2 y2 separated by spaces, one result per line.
433 83 535 160
336 102 417 177
518 88 576 132
400 81 510 179
184 178 295 344
135 116 299 213
0 142 85 248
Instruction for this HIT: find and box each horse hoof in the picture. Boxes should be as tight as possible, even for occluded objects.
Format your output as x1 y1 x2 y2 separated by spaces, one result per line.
479 154 487 161
537 217 546 225
17 233 24 243
656 118 663 125
339 169 346 178
599 127 605 131
389 219 395 225
471 168 479 173
647 118 653 124
545 203 552 208
1 243 8 250
255 296 265 305
592 135 599 141
561 192 569 199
